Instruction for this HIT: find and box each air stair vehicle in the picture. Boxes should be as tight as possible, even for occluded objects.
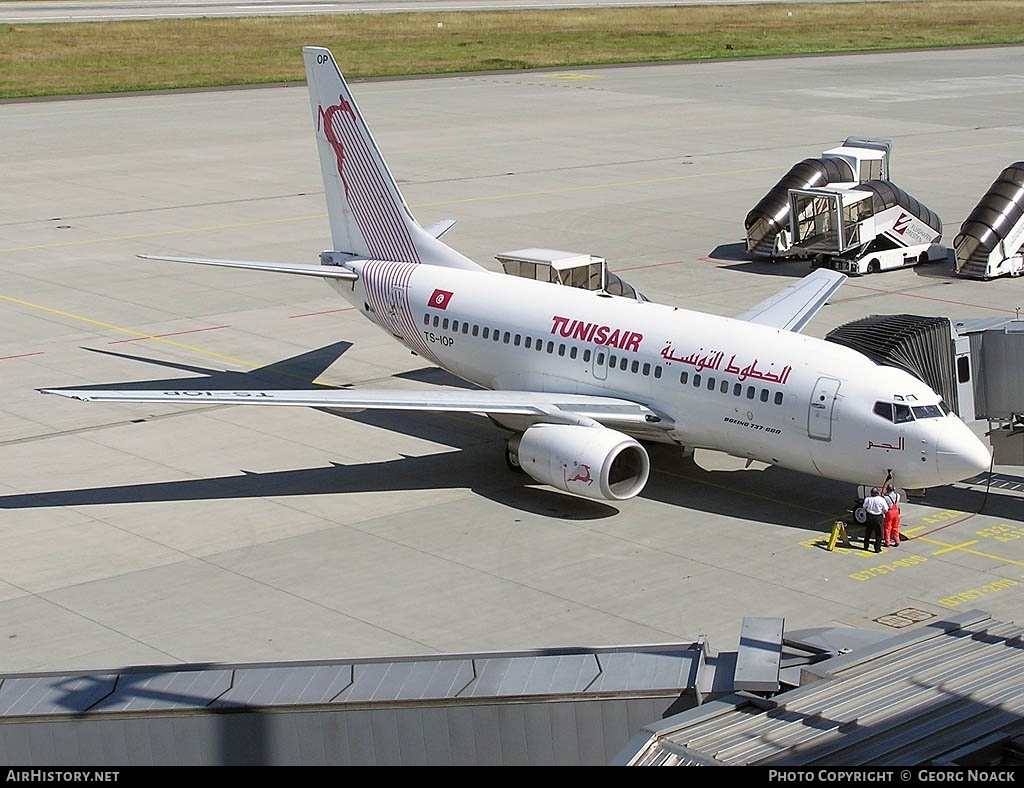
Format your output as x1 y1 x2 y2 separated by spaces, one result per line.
953 161 1024 280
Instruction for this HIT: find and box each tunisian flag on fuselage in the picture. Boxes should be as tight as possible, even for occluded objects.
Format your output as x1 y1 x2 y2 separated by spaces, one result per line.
429 289 454 310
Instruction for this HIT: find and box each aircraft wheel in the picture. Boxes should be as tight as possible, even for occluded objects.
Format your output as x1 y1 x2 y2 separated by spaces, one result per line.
505 443 526 474
853 506 868 525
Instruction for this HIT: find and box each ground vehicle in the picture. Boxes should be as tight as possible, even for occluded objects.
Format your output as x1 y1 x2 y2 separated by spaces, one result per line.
745 138 891 259
954 161 1024 280
790 181 947 275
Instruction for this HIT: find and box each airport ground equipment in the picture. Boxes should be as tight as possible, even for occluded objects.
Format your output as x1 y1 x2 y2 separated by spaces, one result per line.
745 137 891 258
953 162 1024 280
791 180 946 275
954 316 1024 464
495 247 645 300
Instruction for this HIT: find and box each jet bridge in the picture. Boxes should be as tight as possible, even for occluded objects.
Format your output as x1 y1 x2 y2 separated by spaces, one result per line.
826 313 1024 466
953 162 1024 280
745 137 891 258
825 314 972 420
954 317 1024 464
496 247 645 301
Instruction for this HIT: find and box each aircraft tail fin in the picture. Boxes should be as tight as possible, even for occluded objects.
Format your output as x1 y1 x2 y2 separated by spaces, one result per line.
302 47 482 271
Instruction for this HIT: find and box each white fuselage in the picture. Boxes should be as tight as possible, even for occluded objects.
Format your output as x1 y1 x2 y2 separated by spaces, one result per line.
328 259 987 489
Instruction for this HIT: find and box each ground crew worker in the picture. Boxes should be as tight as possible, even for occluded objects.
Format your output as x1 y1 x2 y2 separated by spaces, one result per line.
883 484 902 547
862 487 889 553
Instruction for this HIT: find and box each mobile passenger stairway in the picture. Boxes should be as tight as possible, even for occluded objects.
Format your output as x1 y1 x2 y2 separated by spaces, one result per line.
791 179 946 275
954 161 1024 280
745 137 891 259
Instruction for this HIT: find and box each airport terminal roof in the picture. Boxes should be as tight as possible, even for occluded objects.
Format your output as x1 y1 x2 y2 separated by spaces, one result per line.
614 609 1024 766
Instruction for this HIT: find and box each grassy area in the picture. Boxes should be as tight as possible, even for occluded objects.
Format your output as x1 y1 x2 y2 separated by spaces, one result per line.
1 2 1023 98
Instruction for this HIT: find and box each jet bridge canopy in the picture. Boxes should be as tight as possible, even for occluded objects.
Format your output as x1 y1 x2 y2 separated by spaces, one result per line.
825 314 959 414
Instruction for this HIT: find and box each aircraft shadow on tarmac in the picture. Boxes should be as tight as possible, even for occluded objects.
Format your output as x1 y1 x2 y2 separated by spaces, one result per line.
56 341 356 392
0 429 999 528
18 344 1001 526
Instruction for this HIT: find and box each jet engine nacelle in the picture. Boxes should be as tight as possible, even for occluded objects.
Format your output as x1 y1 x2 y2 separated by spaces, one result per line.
514 424 650 501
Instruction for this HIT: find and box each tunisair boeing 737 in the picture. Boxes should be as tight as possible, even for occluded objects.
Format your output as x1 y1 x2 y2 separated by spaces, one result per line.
41 46 992 503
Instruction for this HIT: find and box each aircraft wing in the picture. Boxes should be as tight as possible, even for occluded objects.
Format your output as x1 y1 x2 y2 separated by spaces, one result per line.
735 268 846 332
137 254 358 280
40 387 673 432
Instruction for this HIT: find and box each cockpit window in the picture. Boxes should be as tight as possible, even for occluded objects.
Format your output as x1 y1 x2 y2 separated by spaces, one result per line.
876 398 946 422
894 403 914 423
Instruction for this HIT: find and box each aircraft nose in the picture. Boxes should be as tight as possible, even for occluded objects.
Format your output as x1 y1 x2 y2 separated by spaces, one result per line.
935 423 992 484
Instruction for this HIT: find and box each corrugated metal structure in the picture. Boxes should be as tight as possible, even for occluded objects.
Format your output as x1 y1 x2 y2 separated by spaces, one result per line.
826 314 959 414
614 610 1024 766
4 612 1024 765
0 642 721 766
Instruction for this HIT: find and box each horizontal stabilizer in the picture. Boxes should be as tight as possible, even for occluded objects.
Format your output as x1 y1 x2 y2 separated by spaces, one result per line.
137 254 358 281
424 219 457 239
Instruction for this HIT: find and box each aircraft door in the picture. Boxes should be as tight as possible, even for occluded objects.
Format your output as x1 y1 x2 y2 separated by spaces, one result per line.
808 376 841 441
592 348 609 381
385 285 407 339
